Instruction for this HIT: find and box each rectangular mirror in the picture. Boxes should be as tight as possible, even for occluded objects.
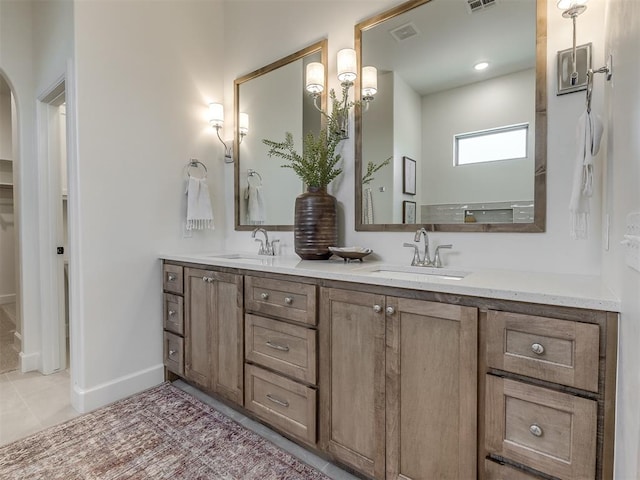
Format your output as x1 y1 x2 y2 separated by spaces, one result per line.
355 0 547 232
235 40 327 231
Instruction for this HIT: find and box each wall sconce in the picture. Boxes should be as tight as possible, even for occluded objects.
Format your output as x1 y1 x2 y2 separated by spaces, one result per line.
209 103 249 163
304 48 378 137
557 0 589 87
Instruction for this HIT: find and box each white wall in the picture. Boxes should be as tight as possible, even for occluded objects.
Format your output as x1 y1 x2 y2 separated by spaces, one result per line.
422 69 535 205
603 0 640 477
222 0 606 275
71 0 225 410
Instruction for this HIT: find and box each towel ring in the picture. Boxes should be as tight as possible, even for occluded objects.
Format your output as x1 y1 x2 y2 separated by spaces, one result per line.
247 169 262 187
186 159 207 179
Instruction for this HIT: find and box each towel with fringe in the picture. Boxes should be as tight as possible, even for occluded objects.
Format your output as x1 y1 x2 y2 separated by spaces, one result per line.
569 109 603 239
245 184 266 225
186 176 214 230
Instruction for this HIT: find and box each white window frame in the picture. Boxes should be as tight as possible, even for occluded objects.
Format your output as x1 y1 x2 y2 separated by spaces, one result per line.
454 123 529 166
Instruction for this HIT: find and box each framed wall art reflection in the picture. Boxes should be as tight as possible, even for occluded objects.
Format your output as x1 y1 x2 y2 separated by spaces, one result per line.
403 200 416 224
403 156 416 195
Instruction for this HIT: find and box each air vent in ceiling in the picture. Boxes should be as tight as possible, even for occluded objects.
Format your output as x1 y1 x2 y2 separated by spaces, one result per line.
466 0 497 14
389 22 420 42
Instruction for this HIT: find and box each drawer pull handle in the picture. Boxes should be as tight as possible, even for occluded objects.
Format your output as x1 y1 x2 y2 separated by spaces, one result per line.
168 349 177 357
168 310 176 317
531 343 545 355
284 297 293 305
529 424 543 437
266 341 290 352
386 306 396 315
202 276 213 283
261 292 269 300
266 394 289 408
373 304 382 313
167 273 177 281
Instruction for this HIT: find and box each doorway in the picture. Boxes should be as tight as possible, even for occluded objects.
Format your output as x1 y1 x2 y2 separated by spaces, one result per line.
39 80 69 375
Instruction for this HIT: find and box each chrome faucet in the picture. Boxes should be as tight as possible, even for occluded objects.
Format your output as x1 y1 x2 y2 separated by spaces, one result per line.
403 227 452 267
251 228 279 256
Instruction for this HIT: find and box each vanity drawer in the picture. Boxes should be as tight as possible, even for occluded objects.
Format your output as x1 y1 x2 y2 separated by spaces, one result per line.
485 375 597 480
163 331 184 376
163 293 184 335
245 276 317 325
486 310 599 392
163 264 184 295
245 314 316 384
484 459 544 480
244 364 317 445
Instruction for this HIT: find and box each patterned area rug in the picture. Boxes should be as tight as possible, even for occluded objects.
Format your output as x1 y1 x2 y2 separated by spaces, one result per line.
0 382 330 479
0 305 18 374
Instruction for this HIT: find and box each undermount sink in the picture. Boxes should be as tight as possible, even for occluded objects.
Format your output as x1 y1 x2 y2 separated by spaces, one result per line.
364 265 470 281
206 253 274 265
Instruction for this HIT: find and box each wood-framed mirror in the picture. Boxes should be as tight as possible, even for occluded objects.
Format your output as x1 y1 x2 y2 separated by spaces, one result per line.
355 0 547 232
234 39 328 231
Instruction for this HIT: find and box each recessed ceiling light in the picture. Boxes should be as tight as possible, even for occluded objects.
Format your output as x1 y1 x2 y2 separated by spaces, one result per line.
474 62 489 71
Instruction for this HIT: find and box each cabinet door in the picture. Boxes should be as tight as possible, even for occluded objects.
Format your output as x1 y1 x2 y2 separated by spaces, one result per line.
211 270 244 405
185 268 213 388
386 297 478 480
184 268 243 403
319 288 386 480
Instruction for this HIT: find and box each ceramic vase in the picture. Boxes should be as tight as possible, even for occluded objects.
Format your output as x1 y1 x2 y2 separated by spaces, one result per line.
294 186 338 260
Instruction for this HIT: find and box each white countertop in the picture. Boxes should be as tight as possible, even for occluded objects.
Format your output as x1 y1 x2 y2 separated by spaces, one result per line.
160 252 621 312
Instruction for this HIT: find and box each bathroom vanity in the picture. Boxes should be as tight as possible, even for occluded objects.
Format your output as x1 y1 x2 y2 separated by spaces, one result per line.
160 253 618 480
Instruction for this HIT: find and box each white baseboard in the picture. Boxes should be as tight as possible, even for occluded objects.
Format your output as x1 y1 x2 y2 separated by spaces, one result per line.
0 294 16 305
71 363 165 414
19 350 40 373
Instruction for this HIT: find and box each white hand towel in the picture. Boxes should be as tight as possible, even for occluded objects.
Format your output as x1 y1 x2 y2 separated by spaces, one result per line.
363 187 374 224
245 184 266 224
186 176 214 230
569 109 603 239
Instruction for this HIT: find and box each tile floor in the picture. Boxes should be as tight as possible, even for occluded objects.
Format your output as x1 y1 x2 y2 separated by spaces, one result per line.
0 369 79 446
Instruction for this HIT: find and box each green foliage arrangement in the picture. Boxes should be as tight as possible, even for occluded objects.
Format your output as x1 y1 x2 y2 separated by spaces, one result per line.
362 156 392 185
262 88 354 189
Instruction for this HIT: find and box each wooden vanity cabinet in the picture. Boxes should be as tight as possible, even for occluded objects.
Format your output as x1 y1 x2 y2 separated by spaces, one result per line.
319 287 478 480
183 267 244 405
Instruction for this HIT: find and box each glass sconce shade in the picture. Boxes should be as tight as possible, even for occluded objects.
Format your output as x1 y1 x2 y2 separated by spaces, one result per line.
306 62 325 94
239 112 249 136
209 103 224 128
362 66 378 97
337 48 357 83
557 0 588 9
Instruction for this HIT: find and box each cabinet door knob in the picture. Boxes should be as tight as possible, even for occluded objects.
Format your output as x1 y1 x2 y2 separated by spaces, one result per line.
266 393 289 408
373 304 382 313
168 310 176 317
386 306 396 315
531 343 545 355
261 292 269 300
529 424 543 437
167 273 176 281
168 349 176 357
284 297 293 305
202 276 208 283
266 341 290 352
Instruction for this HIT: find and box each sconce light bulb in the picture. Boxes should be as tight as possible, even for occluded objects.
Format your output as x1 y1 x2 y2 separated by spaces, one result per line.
474 62 489 71
209 102 224 128
239 112 249 136
362 66 378 97
306 62 325 95
337 48 357 84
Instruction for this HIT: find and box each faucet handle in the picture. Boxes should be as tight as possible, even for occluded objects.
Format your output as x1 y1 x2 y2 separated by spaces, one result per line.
269 239 280 256
433 244 453 268
403 242 421 266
